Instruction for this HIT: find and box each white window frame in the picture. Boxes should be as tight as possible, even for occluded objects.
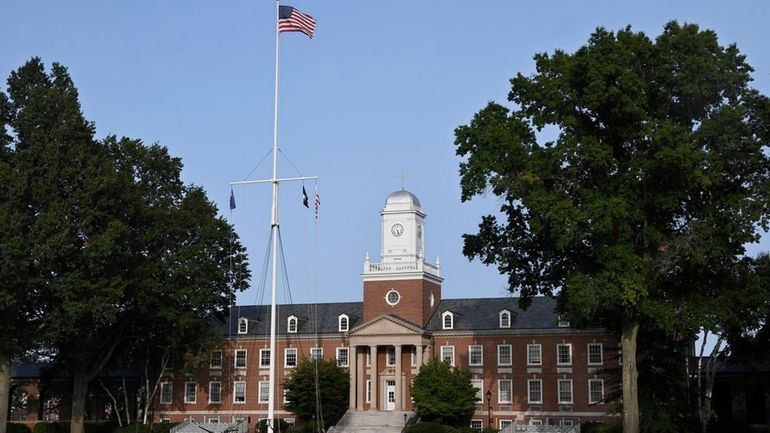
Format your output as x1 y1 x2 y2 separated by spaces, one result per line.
160 418 171 424
469 345 483 366
557 314 570 327
561 419 574 427
234 349 247 369
442 311 454 329
283 388 290 404
336 347 349 367
587 343 603 365
470 420 483 431
589 379 604 404
528 379 543 404
557 344 572 365
558 379 573 404
441 345 455 366
259 349 271 368
499 310 511 328
310 347 323 360
287 315 298 333
258 381 270 404
366 380 371 403
338 314 349 332
387 347 396 366
284 418 295 428
184 381 197 404
208 381 221 404
238 317 248 334
210 350 223 369
160 382 172 404
285 348 298 368
529 419 543 426
207 417 219 424
497 344 512 366
527 344 542 366
233 381 246 404
411 346 417 366
500 420 513 430
471 379 483 404
498 379 512 403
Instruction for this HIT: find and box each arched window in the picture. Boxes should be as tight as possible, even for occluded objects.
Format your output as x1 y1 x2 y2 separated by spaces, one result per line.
442 311 453 330
287 315 298 333
499 310 511 328
238 317 248 334
338 314 349 332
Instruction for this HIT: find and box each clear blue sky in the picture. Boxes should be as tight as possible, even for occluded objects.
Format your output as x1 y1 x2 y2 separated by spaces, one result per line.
4 1 770 307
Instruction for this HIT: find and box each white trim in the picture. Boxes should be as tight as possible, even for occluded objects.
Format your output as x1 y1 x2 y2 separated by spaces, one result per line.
471 379 483 404
587 343 603 365
233 381 246 404
287 315 298 333
528 379 543 404
338 314 349 332
259 348 271 368
284 347 298 367
499 309 511 328
366 380 371 403
589 379 604 404
184 382 197 404
238 317 248 334
234 349 247 369
497 344 512 366
336 347 349 367
556 344 572 365
258 381 270 404
209 350 223 369
160 382 172 404
441 311 454 329
385 289 401 306
440 345 455 366
208 381 222 404
310 347 323 360
469 345 483 366
527 344 542 366
386 346 396 366
498 379 513 403
558 379 573 404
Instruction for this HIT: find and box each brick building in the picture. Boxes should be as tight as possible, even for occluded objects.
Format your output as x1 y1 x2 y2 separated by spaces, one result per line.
151 189 618 430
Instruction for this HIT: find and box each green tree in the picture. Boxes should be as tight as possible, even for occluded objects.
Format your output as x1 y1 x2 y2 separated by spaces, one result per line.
283 358 349 430
410 358 476 427
454 22 770 433
0 58 249 433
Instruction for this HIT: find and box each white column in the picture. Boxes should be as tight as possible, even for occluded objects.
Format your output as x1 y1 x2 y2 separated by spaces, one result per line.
369 345 377 411
348 346 356 410
394 345 402 410
416 344 424 367
357 348 365 411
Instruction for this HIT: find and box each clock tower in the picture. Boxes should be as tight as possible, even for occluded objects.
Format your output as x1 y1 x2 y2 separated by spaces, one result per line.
362 189 442 325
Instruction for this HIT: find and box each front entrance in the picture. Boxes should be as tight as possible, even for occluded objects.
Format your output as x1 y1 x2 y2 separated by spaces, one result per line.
385 380 396 411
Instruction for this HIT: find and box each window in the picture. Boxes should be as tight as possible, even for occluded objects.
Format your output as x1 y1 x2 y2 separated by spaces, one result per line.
386 290 401 306
233 381 246 403
387 347 396 366
285 348 297 367
411 346 417 366
442 311 453 329
258 381 270 403
336 347 349 367
557 344 572 365
160 419 171 424
284 419 295 428
500 420 513 430
588 343 603 365
310 347 323 360
527 344 542 365
287 315 298 333
160 382 172 404
589 379 604 404
499 310 511 328
498 380 512 403
469 345 483 366
234 349 247 369
338 314 349 332
470 379 483 404
366 380 371 403
184 382 196 403
210 350 223 369
557 314 570 327
529 419 543 426
441 346 455 366
208 382 221 404
260 349 271 368
558 379 573 404
561 420 574 427
208 418 219 424
528 379 542 404
470 420 483 431
283 388 290 404
497 344 512 366
238 317 248 334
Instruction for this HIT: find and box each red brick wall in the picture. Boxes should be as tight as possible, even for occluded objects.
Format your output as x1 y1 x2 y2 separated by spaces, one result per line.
363 278 441 326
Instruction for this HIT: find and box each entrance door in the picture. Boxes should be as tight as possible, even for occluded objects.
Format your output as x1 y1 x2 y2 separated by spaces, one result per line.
385 380 396 411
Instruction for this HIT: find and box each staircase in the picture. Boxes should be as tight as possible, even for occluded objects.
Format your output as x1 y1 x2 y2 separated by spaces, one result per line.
170 420 248 433
330 410 415 433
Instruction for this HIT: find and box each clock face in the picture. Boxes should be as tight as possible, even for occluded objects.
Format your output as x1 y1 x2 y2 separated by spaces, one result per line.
391 223 404 237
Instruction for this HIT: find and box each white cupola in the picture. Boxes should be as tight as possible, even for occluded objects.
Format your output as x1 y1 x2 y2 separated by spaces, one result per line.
380 189 426 263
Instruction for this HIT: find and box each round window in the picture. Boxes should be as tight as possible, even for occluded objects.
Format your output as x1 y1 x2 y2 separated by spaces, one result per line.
386 289 401 306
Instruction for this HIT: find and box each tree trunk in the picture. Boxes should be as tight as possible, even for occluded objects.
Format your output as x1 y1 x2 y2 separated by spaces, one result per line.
99 379 123 427
70 371 89 433
621 319 640 433
0 351 11 433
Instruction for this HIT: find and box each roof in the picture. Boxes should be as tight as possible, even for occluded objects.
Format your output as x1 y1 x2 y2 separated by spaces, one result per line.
385 189 421 208
227 301 363 336
426 296 566 331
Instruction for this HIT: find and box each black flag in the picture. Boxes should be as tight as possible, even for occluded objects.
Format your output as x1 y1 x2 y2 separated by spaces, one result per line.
302 186 309 208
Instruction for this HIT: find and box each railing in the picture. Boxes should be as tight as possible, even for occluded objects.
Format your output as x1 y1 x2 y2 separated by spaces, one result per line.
364 260 440 278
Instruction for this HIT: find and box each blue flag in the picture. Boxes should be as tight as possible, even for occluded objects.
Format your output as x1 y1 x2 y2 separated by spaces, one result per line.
229 189 236 210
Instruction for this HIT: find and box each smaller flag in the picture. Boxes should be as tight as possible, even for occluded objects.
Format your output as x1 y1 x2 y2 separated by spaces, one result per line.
302 186 309 208
314 186 320 219
229 188 236 210
278 5 316 39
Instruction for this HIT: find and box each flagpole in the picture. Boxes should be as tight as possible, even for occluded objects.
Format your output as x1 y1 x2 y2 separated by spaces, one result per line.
267 0 280 430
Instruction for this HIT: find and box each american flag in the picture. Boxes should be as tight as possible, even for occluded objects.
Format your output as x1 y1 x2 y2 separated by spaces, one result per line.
278 5 316 39
314 186 320 219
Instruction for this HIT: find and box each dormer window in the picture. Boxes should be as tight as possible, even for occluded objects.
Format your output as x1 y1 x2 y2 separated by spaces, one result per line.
499 310 511 328
238 318 248 334
338 314 349 332
287 315 298 333
557 314 570 328
442 311 454 330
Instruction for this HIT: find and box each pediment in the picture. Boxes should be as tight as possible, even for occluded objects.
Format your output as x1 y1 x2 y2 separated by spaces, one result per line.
349 314 425 337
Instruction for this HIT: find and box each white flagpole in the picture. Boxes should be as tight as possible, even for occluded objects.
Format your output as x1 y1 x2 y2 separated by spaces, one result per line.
267 0 280 430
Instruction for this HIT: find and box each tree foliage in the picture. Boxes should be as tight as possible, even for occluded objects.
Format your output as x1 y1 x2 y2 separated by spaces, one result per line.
0 58 250 433
283 358 349 429
454 22 770 433
410 358 477 427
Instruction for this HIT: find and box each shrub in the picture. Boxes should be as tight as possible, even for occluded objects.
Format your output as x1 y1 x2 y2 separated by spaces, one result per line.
582 421 623 433
406 422 450 433
33 423 68 433
7 424 33 433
